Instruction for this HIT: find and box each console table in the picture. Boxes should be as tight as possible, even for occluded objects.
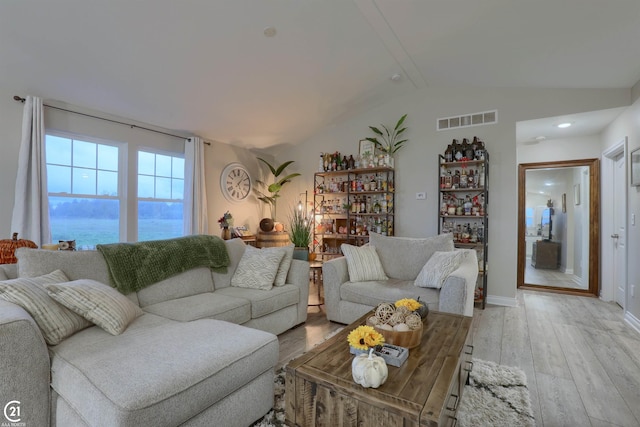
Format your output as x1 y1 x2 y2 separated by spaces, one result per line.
531 240 560 269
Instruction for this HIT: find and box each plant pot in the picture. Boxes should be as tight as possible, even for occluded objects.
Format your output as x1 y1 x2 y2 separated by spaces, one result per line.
293 247 309 261
259 218 275 232
221 227 231 240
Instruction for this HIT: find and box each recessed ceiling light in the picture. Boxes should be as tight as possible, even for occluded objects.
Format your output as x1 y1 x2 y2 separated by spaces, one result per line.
557 122 572 128
390 73 402 82
534 136 546 141
263 26 277 37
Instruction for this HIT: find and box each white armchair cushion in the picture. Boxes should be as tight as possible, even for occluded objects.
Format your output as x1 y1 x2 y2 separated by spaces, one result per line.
369 233 454 280
341 244 388 282
414 250 464 289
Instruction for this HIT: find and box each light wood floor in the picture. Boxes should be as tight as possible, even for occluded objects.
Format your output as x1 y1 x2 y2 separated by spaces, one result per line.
278 283 640 427
525 257 586 289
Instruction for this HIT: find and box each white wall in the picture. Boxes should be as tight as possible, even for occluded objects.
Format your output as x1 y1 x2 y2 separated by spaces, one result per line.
517 134 603 163
602 96 640 324
273 87 629 304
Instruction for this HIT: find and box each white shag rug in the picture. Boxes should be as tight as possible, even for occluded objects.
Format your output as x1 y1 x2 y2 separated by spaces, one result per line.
252 357 535 427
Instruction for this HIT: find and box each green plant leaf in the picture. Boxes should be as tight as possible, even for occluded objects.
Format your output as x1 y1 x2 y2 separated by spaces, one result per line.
274 160 295 177
267 183 282 193
394 114 407 131
276 173 301 186
257 157 277 176
369 126 383 136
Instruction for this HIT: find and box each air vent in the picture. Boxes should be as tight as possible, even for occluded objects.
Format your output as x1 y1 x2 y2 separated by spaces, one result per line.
437 109 498 131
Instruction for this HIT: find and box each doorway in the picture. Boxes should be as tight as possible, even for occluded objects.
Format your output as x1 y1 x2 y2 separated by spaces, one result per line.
517 159 600 296
602 138 628 308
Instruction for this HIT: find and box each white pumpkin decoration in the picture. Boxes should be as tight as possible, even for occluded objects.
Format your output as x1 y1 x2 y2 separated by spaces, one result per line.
351 348 388 388
377 323 393 331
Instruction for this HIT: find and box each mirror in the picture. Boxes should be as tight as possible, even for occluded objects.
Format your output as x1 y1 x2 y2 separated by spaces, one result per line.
517 159 600 295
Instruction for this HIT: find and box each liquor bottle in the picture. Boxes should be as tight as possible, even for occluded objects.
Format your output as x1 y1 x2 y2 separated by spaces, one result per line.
452 170 460 189
461 138 470 160
348 155 355 170
445 144 454 163
459 168 468 189
468 169 475 188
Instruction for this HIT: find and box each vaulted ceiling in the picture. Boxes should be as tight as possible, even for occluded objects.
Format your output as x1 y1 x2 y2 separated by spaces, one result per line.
2 0 640 148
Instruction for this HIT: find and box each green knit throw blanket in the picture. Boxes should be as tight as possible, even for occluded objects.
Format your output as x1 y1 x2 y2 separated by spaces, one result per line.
97 235 229 294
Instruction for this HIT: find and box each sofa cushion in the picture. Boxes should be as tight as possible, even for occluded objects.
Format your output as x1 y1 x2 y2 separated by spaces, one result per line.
45 279 143 335
216 284 299 318
231 245 286 290
211 238 247 290
49 314 279 427
142 292 251 324
340 278 440 311
0 270 92 345
414 250 465 289
136 267 215 307
341 244 388 282
369 232 455 280
274 243 295 287
15 248 140 305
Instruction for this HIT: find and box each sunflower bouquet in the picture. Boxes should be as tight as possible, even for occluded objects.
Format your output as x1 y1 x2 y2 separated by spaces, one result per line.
347 325 385 351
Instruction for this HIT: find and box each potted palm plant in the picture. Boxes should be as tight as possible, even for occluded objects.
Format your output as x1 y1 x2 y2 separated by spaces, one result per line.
255 158 301 226
288 206 312 261
365 114 408 167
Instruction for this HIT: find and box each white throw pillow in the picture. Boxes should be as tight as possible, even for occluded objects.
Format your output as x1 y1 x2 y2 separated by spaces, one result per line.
414 250 464 289
0 270 92 345
341 244 388 282
273 243 294 287
45 279 143 335
231 245 286 290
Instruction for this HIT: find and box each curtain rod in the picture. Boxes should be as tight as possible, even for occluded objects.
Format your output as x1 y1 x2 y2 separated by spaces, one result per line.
13 95 211 145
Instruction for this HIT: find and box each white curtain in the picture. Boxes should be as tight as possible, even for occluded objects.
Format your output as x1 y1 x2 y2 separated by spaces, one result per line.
183 137 209 235
10 96 51 246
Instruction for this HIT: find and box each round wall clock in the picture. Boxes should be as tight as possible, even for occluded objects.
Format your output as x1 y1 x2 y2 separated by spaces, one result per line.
221 162 252 203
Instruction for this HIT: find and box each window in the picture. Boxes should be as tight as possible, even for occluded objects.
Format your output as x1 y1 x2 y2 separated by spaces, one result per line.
46 134 123 248
525 207 534 227
137 150 184 241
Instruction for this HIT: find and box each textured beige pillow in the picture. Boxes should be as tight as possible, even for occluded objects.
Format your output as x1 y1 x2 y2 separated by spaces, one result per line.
273 243 294 286
46 279 143 335
414 251 464 289
231 245 286 290
341 244 388 282
0 270 92 345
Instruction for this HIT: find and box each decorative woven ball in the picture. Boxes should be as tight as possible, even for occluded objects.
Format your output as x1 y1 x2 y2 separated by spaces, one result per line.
367 316 380 326
387 311 406 326
396 306 411 316
405 312 422 330
375 303 395 323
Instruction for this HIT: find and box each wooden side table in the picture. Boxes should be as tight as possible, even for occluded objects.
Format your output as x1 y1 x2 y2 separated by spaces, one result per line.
308 261 323 307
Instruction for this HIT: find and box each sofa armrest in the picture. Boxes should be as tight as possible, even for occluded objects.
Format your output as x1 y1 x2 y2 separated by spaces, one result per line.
287 259 310 325
322 257 349 322
438 249 478 317
0 300 50 427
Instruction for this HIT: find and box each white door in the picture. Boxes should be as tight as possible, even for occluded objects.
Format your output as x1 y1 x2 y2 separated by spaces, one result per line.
613 153 626 308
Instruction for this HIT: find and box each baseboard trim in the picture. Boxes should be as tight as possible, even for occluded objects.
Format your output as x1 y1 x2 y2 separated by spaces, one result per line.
486 295 518 307
625 311 640 334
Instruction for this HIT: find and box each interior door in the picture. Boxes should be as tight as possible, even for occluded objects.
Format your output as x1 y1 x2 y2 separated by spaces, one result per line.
614 153 626 307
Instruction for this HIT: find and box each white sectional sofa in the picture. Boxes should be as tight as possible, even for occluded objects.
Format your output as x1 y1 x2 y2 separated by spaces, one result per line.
0 237 309 427
323 233 478 324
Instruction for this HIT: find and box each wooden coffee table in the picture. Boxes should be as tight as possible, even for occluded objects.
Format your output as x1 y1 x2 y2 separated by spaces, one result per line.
285 311 473 427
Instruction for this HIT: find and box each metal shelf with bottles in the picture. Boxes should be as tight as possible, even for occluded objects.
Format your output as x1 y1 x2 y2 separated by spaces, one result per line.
313 166 395 260
437 138 489 308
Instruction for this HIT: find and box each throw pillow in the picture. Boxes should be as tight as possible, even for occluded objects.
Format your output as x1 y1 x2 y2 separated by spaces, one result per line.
369 232 455 280
0 270 92 345
273 243 294 287
231 245 286 290
341 244 388 282
414 250 464 289
45 279 143 335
